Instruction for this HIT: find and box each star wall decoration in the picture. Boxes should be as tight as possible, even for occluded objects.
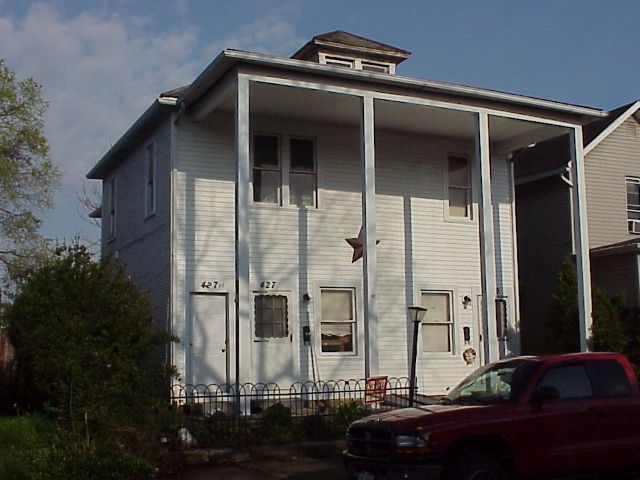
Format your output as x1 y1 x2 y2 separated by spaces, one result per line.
346 226 380 263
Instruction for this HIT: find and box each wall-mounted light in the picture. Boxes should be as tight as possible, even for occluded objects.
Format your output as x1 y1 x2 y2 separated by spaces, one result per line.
302 293 311 302
462 295 472 309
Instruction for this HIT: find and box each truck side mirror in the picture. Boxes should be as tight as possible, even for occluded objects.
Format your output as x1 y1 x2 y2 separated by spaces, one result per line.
532 385 560 403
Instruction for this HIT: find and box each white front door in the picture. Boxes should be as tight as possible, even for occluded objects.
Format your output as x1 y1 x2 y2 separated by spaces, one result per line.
252 293 294 385
189 293 229 386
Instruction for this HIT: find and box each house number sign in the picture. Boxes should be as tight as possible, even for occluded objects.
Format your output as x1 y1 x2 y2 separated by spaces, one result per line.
200 281 225 289
260 281 277 289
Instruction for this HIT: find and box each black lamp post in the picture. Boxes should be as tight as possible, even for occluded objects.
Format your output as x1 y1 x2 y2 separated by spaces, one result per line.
408 306 427 407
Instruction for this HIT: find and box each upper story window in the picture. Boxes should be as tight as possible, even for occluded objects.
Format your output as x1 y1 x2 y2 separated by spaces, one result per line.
108 178 117 241
447 155 472 219
420 291 453 353
252 134 317 207
145 142 156 217
626 177 640 234
320 288 356 354
319 53 394 74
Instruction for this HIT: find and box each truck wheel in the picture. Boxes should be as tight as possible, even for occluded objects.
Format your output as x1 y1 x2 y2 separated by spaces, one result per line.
444 454 508 480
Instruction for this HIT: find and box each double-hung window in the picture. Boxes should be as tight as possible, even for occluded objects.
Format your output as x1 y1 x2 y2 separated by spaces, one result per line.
447 155 471 219
420 291 453 353
320 288 355 354
145 143 155 217
252 134 317 207
253 135 280 204
254 294 288 339
626 177 640 234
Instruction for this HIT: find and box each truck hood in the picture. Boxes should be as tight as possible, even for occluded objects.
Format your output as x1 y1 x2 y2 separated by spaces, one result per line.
352 404 510 433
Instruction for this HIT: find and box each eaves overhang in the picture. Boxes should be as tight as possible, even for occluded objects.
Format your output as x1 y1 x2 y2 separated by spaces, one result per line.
178 49 606 122
86 95 178 179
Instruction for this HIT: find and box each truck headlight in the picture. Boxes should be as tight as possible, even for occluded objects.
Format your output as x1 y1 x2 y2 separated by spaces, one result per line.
394 434 430 454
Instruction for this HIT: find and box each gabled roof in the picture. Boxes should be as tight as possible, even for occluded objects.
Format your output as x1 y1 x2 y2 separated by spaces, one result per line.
291 30 411 65
514 101 640 181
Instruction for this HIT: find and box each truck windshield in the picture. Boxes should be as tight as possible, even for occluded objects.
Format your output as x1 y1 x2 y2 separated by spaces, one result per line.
443 359 540 405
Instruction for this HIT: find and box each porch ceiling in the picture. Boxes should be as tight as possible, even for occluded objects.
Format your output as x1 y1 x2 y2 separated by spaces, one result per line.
210 81 569 153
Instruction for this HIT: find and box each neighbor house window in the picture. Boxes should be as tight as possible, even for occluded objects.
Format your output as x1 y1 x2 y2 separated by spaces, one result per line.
254 294 288 338
145 143 155 217
108 178 117 240
447 156 471 218
320 288 355 353
252 134 317 207
626 177 640 234
420 291 453 353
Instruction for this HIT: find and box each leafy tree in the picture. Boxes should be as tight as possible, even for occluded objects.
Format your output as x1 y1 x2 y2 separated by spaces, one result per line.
0 59 60 286
4 244 176 437
545 254 628 355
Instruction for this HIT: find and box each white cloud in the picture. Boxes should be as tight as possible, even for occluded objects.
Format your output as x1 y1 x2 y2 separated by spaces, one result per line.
0 1 304 242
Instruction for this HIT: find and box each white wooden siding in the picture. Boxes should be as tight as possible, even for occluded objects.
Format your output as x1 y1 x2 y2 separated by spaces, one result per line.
173 112 517 394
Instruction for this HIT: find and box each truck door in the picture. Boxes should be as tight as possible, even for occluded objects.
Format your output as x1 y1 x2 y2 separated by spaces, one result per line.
516 362 599 477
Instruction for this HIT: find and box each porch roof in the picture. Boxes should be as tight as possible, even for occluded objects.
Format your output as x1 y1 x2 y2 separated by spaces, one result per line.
88 46 606 180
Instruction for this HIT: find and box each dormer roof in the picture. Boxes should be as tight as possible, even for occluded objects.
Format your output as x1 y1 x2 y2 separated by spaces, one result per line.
291 30 411 72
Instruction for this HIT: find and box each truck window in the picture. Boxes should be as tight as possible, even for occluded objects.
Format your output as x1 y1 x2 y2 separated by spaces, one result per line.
537 364 593 400
585 360 631 397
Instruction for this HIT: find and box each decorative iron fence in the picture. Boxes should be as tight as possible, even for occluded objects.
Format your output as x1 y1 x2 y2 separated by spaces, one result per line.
170 376 414 420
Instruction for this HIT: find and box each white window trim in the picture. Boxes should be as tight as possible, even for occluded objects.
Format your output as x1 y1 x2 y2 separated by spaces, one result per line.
145 142 156 218
317 286 358 357
418 288 456 356
443 154 474 222
626 176 640 234
318 53 394 74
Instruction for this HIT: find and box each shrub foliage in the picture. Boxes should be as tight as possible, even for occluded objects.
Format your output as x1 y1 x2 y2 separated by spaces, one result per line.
4 244 175 443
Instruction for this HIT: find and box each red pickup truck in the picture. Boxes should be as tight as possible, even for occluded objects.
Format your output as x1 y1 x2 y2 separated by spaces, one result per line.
344 352 640 480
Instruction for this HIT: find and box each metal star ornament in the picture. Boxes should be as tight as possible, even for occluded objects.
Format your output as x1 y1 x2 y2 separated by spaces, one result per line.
346 226 380 263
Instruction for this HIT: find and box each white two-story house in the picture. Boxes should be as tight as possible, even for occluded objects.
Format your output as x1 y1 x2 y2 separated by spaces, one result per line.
87 31 602 395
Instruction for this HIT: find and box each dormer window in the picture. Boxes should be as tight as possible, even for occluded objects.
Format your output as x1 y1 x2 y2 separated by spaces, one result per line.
319 53 394 74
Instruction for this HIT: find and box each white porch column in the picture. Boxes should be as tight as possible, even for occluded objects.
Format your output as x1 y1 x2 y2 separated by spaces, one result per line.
476 112 499 363
235 74 251 384
361 95 379 378
569 126 592 351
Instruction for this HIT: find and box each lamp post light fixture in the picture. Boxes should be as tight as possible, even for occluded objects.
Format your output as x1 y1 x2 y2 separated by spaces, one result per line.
408 306 427 407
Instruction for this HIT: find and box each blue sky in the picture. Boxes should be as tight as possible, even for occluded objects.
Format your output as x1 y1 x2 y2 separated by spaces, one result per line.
1 0 639 243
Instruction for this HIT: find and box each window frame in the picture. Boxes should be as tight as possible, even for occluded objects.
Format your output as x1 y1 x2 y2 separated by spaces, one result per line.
145 142 156 218
318 287 357 356
419 290 454 354
445 155 473 221
107 178 117 241
251 132 318 208
626 176 640 234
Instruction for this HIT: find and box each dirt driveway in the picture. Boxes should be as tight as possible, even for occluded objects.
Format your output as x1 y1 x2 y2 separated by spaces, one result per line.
171 454 345 480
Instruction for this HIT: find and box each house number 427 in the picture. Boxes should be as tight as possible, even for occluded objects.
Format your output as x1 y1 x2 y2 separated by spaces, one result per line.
261 281 277 289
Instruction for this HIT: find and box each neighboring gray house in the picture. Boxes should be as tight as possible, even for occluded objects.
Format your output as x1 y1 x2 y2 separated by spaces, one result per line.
87 31 602 394
515 101 640 354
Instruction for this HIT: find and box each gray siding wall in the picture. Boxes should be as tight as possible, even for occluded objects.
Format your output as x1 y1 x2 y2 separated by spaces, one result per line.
515 175 572 354
586 118 640 248
101 117 173 341
591 253 639 306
